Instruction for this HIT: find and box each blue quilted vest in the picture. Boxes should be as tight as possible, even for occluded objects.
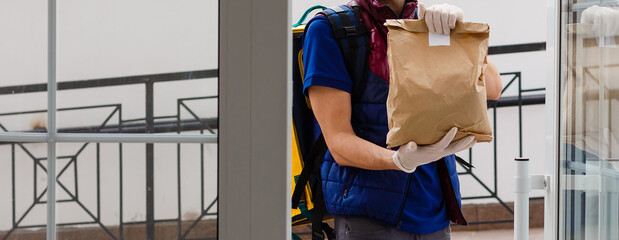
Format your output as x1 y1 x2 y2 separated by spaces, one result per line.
319 70 467 227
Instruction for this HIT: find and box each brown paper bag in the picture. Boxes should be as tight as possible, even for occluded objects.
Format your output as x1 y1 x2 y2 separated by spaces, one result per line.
385 19 493 148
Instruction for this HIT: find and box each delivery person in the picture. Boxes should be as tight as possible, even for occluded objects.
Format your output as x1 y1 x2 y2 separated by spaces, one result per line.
302 0 502 239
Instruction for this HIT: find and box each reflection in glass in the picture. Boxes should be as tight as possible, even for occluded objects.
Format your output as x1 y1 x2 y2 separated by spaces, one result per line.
54 142 217 239
559 1 619 239
0 0 48 134
56 0 218 136
0 142 47 240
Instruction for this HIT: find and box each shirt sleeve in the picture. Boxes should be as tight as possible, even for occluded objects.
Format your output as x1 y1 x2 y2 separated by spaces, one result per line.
302 16 352 97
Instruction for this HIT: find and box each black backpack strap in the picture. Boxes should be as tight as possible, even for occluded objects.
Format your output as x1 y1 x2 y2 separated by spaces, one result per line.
291 133 327 209
290 133 332 240
321 222 336 240
309 138 334 240
311 163 331 240
320 4 370 100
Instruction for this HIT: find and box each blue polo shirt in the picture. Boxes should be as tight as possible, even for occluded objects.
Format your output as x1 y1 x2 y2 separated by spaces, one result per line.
302 16 450 234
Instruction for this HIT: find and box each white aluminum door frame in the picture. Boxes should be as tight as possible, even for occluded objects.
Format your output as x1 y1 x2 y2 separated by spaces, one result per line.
218 0 292 239
546 0 560 239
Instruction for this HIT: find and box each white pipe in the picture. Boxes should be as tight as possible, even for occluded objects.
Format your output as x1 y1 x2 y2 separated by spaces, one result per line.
514 158 530 240
0 133 47 142
55 133 217 143
0 133 217 143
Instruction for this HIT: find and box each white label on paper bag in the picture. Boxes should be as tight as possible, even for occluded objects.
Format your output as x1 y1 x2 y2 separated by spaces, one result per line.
428 32 450 46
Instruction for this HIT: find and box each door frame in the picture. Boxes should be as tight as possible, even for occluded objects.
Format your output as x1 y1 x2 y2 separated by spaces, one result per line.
545 0 560 239
218 0 292 239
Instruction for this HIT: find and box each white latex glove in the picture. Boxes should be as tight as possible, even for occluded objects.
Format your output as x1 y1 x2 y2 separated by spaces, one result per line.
581 5 619 36
392 127 476 173
417 2 464 35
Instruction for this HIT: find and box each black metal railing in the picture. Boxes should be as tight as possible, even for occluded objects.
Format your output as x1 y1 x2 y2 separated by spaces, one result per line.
0 70 218 240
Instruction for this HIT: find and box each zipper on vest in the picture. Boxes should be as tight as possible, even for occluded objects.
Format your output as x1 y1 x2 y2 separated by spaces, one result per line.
394 173 412 226
342 169 357 199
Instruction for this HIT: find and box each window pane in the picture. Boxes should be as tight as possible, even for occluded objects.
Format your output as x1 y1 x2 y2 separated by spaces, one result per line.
559 1 619 239
0 142 47 239
55 142 217 239
53 0 219 239
56 0 218 135
0 1 48 134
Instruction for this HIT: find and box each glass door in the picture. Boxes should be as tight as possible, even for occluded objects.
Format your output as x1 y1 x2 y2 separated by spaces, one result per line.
0 0 219 239
559 0 619 239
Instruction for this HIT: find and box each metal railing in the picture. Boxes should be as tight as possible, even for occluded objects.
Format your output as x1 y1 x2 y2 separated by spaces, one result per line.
0 70 218 240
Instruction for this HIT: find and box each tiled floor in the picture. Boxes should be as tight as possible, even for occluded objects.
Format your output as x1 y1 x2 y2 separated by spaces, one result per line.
452 228 544 240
